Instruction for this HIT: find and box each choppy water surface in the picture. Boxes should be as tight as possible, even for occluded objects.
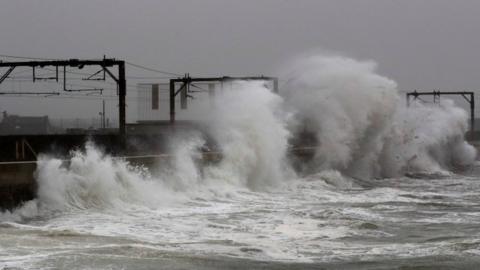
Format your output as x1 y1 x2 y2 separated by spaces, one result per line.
2 167 480 269
2 54 480 269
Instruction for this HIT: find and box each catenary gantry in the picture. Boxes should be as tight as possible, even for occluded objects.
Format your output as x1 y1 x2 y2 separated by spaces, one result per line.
407 90 475 139
169 75 278 123
0 58 127 134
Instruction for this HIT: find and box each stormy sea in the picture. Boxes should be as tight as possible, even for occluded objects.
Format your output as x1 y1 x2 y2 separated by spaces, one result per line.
1 55 479 269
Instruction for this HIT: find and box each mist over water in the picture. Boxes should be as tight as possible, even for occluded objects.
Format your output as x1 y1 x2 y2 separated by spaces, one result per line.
1 54 479 269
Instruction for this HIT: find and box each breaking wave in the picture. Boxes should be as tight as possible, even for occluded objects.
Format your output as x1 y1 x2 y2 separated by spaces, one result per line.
1 54 476 219
281 54 476 179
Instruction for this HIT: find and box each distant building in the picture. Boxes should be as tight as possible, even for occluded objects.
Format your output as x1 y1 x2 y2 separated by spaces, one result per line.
0 112 53 135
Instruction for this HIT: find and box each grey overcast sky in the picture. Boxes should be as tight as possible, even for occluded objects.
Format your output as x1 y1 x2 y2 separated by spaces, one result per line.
1 0 480 121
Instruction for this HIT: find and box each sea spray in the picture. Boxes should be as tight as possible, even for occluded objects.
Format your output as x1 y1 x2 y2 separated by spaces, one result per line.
281 55 398 178
380 99 477 176
1 81 292 218
201 81 293 190
1 53 477 221
2 56 480 269
155 80 293 192
281 54 476 178
162 132 205 192
35 143 180 212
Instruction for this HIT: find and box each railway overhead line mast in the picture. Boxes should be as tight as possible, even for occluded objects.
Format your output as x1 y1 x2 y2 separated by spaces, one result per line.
169 75 278 123
406 90 475 140
0 58 127 134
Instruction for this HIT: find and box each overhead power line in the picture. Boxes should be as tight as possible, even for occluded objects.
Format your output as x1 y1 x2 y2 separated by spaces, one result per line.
0 93 147 101
0 54 58 61
125 61 182 77
0 54 181 78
